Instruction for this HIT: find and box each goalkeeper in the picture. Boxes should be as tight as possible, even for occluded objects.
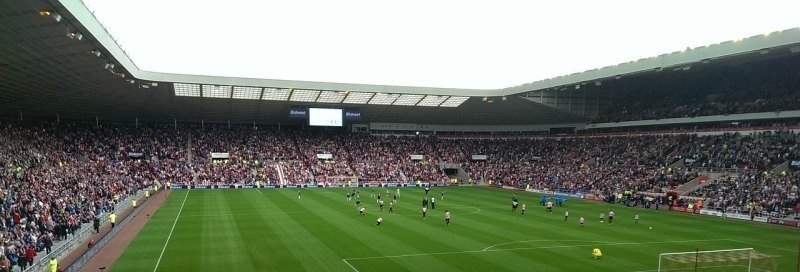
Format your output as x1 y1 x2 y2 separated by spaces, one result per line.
592 248 602 259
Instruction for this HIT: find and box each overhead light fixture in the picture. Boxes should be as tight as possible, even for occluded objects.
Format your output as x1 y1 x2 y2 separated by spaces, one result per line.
482 97 488 102
759 49 770 55
67 32 82 40
502 96 507 101
39 11 51 16
128 79 135 84
575 85 580 90
104 63 114 69
90 50 101 57
595 81 602 86
52 13 62 22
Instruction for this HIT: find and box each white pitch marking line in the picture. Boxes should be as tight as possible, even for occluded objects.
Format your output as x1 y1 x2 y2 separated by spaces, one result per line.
482 239 611 251
629 264 750 272
342 259 361 272
345 239 728 261
256 188 264 195
725 238 796 253
448 204 482 215
153 190 190 272
181 210 341 217
481 239 728 253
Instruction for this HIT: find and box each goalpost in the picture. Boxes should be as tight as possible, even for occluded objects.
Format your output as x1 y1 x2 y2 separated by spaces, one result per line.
658 248 778 272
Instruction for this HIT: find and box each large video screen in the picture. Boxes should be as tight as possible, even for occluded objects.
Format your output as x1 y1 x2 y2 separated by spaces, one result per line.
309 108 343 127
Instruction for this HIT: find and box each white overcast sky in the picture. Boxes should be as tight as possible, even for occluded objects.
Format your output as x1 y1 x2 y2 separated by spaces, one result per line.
82 0 800 89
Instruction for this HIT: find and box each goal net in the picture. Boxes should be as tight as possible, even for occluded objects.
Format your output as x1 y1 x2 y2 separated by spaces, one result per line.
658 248 778 272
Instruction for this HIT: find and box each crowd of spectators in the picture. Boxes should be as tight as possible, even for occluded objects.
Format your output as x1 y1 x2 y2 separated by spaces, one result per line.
0 119 797 269
440 136 693 194
435 132 798 216
673 131 799 171
691 170 800 217
0 122 165 270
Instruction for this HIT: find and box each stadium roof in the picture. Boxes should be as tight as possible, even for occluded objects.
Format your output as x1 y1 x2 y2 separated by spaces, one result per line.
1 0 800 125
85 0 800 91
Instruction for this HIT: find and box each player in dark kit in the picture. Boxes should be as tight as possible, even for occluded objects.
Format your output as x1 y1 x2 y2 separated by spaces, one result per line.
512 197 519 212
389 201 394 214
379 199 384 211
422 197 429 218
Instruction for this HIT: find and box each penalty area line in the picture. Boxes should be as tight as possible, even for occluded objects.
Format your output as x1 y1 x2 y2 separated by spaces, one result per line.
345 239 728 261
481 238 725 252
725 238 796 253
342 259 361 272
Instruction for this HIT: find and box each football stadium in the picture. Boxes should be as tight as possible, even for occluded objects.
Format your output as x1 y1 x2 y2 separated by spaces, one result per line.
2 0 800 271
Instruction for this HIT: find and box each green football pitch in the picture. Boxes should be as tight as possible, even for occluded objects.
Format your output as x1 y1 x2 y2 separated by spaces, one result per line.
112 187 799 271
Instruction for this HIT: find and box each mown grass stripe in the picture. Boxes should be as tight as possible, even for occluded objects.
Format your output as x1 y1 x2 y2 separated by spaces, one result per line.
113 187 800 272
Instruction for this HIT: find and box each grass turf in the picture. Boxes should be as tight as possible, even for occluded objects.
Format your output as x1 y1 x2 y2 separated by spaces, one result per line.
112 187 800 271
